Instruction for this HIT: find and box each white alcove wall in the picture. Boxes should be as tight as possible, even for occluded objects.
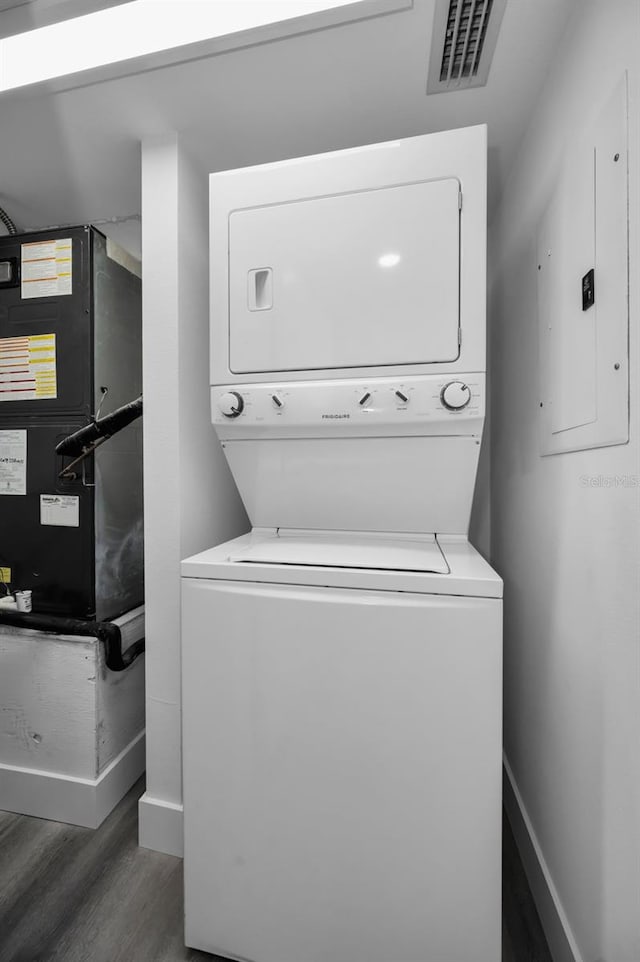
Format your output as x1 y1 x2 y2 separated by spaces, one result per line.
138 133 248 857
489 1 640 959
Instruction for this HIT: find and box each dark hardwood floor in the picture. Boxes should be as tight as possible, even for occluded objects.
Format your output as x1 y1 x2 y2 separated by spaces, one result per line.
0 778 551 962
502 814 552 962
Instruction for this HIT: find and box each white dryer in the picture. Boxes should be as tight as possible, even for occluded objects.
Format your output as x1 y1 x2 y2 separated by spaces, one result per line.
182 125 503 962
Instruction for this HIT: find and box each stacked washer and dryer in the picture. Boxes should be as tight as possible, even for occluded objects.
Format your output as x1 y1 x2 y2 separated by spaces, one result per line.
181 125 503 962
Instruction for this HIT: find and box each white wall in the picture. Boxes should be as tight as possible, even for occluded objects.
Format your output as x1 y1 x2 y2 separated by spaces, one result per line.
489 2 640 960
138 134 248 856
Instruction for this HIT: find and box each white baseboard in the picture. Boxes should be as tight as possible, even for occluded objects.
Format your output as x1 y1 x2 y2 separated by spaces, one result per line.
138 791 183 857
503 756 584 962
0 730 145 829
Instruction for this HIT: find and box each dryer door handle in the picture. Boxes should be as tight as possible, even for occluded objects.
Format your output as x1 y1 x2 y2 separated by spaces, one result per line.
248 268 273 311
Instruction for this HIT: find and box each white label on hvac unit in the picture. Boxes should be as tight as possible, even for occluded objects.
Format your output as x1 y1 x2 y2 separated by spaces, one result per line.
21 238 72 299
0 429 27 495
40 494 79 527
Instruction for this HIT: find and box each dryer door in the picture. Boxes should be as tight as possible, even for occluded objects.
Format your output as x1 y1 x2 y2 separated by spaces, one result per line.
229 178 460 374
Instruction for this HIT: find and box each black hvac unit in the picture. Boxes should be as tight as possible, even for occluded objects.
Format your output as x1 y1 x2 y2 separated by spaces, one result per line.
0 226 143 620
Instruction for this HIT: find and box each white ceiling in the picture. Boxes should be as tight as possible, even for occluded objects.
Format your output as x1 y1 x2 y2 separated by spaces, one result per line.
0 0 132 37
0 0 577 255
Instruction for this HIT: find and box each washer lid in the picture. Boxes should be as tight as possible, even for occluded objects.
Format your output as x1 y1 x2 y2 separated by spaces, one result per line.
182 531 503 598
226 531 449 574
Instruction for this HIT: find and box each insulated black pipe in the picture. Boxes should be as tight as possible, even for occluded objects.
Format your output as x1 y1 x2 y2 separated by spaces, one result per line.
0 610 144 671
56 396 143 457
0 205 18 235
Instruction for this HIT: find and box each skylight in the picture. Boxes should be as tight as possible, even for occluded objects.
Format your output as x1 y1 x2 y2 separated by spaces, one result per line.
0 0 366 92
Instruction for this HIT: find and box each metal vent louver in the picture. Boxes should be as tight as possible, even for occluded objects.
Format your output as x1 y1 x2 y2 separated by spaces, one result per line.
427 0 507 94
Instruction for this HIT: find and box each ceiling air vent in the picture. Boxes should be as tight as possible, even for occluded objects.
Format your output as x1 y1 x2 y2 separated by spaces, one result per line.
427 0 507 94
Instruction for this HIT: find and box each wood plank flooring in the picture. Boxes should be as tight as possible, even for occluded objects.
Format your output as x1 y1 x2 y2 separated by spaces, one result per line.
0 778 552 962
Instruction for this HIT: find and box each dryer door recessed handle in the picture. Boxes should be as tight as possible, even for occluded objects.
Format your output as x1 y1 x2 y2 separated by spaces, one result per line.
248 268 273 311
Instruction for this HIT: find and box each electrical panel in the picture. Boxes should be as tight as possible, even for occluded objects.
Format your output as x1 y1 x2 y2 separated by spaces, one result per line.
538 75 629 456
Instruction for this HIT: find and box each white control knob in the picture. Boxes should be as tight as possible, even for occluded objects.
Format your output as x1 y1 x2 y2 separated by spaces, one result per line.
218 391 244 418
441 381 471 411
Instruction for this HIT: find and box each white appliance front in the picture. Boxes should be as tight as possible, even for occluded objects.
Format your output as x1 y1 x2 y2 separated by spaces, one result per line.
211 125 487 386
221 435 480 534
229 178 461 373
182 565 502 962
182 126 501 962
212 373 485 536
210 126 487 538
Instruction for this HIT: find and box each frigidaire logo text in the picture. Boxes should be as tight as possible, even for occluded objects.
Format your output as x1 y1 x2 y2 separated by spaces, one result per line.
321 413 351 419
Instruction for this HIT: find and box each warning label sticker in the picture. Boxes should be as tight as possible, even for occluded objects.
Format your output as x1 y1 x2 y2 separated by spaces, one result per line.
40 494 79 527
21 238 72 299
0 429 27 495
0 333 57 401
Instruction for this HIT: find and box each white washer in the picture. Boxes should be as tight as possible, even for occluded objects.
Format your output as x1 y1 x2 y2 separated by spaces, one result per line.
182 126 502 962
182 531 502 962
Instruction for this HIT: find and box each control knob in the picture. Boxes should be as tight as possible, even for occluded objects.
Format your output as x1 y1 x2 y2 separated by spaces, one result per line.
441 381 471 411
218 391 244 418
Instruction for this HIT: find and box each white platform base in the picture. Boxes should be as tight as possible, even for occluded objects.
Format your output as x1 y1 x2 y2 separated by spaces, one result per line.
0 606 146 827
503 757 583 962
0 731 145 829
138 792 183 857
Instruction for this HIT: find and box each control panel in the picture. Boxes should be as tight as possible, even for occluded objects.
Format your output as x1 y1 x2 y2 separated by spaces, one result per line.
212 374 484 439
